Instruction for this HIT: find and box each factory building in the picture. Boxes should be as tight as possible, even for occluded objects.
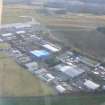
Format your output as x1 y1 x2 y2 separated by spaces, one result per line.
16 30 26 34
0 38 3 42
1 33 13 37
42 43 61 52
84 80 100 91
25 61 39 72
54 64 85 81
16 55 31 65
30 50 51 60
39 73 55 82
56 85 66 93
14 23 32 29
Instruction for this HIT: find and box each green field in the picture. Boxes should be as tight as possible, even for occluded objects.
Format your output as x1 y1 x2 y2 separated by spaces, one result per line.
2 7 30 24
2 6 105 28
0 53 54 96
2 6 42 24
0 43 10 49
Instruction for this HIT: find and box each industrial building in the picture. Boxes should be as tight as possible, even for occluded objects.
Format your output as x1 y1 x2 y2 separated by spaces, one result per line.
42 43 61 52
16 55 31 64
16 30 26 34
12 49 23 58
55 64 85 80
84 80 100 90
34 68 47 75
0 38 3 42
57 51 79 65
30 50 50 59
39 73 55 82
25 61 39 72
56 85 66 93
14 23 32 29
1 33 13 37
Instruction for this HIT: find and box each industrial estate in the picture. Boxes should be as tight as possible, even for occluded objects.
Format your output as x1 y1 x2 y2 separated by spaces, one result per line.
0 19 105 95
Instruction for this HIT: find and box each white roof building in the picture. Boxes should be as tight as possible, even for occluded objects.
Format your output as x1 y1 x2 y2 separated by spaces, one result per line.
0 39 3 42
15 23 32 29
25 62 38 72
40 73 55 82
34 68 47 75
84 80 100 90
16 30 26 34
12 50 23 57
45 73 55 81
56 85 66 93
43 43 61 52
102 85 105 90
2 33 13 37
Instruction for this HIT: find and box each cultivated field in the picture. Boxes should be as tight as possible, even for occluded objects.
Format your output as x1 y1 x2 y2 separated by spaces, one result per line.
0 43 10 49
2 5 105 30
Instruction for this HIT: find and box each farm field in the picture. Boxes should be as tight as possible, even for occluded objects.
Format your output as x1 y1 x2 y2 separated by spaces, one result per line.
2 5 105 30
2 6 105 60
0 53 54 97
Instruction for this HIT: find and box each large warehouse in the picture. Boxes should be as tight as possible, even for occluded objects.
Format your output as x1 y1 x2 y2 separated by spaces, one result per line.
30 50 50 60
55 64 85 80
84 80 100 90
42 43 61 52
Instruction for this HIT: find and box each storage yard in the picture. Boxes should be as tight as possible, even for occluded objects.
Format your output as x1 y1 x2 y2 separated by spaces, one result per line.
0 20 105 95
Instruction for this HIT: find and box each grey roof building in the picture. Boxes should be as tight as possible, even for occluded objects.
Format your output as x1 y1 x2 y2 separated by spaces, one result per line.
55 64 85 79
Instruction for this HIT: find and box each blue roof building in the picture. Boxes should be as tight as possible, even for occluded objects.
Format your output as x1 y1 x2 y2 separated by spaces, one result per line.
30 50 50 59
